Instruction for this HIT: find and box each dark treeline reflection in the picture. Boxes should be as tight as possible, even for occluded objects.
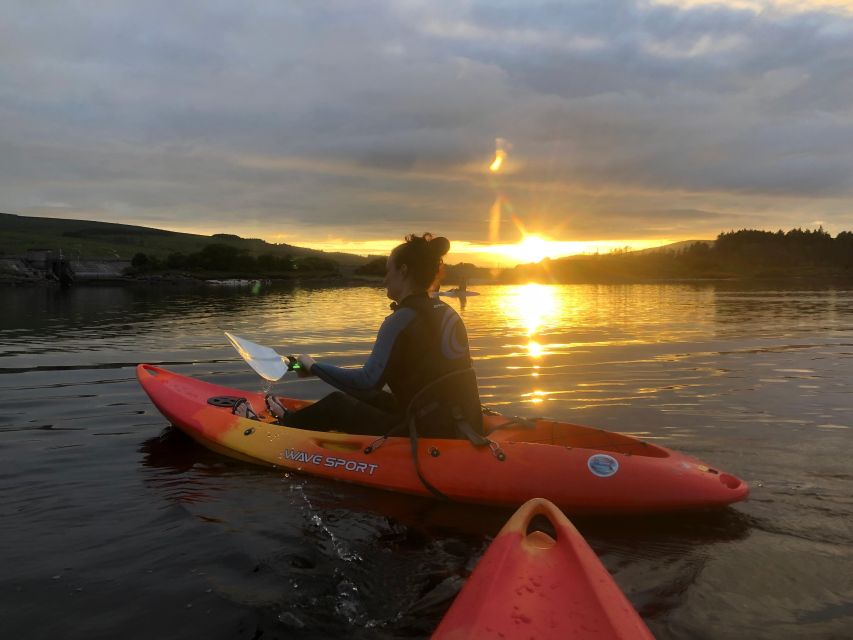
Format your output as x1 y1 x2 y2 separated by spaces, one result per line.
0 282 297 337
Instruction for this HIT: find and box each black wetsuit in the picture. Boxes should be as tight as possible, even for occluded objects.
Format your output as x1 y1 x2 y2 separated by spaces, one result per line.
281 292 475 435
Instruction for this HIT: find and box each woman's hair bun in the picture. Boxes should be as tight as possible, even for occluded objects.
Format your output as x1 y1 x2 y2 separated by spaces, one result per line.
396 233 450 289
428 235 450 257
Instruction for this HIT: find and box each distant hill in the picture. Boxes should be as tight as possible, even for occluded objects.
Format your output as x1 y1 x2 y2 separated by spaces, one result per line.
630 239 714 255
0 212 369 267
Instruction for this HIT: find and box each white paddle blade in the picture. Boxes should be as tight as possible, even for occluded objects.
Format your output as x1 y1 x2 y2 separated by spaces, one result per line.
224 331 288 381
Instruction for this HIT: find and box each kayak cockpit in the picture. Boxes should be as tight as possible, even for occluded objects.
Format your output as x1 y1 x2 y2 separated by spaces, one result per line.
485 416 670 458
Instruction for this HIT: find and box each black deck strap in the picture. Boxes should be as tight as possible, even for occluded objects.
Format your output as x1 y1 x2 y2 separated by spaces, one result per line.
408 415 450 500
363 418 409 454
452 407 491 447
453 408 507 460
363 436 386 454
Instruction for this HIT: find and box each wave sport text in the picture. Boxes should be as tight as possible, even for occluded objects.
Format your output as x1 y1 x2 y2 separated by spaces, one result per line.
282 448 379 475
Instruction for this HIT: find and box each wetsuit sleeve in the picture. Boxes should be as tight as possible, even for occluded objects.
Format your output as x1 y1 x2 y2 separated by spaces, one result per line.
311 308 417 399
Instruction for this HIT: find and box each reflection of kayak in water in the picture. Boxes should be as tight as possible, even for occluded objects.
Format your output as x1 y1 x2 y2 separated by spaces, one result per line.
136 364 748 514
438 289 480 297
433 498 655 640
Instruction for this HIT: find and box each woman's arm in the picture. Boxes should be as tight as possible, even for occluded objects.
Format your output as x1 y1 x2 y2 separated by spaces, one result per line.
308 308 417 399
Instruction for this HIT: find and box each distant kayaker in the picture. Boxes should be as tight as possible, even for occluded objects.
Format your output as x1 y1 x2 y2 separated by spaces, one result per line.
261 233 481 437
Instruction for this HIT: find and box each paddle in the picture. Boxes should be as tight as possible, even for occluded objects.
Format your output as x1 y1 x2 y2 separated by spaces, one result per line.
224 331 302 381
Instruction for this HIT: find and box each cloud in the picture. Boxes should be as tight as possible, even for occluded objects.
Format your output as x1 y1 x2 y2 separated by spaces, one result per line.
2 0 853 246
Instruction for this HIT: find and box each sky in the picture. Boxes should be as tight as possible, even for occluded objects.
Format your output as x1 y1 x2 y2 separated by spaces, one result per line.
3 0 853 265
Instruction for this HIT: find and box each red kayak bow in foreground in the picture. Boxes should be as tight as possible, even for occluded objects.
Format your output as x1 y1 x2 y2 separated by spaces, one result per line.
433 498 656 639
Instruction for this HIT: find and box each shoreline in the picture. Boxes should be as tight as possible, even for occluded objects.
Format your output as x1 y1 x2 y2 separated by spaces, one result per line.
0 273 386 288
4 272 853 288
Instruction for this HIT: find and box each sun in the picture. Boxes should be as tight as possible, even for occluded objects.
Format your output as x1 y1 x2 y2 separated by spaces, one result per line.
492 234 566 264
513 235 550 263
461 234 673 266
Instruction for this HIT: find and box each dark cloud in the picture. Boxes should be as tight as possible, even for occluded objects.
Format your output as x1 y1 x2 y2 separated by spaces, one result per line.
2 0 853 245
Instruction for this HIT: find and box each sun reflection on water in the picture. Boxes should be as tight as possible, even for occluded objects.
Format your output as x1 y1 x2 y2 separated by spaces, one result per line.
464 283 726 409
509 283 560 337
498 283 564 369
496 284 564 404
527 339 543 358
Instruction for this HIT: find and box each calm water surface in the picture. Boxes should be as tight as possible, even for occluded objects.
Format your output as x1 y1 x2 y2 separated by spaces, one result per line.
1 282 851 639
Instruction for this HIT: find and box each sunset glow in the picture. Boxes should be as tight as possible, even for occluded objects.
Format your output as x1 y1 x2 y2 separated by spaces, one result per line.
458 235 670 266
149 221 678 267
496 234 552 264
6 2 852 259
273 234 674 267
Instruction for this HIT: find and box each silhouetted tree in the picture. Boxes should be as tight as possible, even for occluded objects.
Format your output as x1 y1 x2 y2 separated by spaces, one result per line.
355 257 387 276
131 252 150 268
196 243 244 271
294 256 338 272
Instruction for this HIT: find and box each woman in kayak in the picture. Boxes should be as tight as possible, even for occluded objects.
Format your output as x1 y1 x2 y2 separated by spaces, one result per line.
259 233 481 437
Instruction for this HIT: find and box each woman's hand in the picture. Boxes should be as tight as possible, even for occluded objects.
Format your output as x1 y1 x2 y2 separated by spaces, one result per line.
294 354 316 377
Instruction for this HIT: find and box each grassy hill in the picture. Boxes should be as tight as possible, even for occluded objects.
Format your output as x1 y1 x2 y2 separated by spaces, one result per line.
0 212 369 267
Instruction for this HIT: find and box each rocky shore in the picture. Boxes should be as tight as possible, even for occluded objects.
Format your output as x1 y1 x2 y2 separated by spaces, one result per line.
0 255 132 284
0 253 387 287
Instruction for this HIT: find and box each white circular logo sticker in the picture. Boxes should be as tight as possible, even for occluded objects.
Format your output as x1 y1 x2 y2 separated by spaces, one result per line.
587 454 619 478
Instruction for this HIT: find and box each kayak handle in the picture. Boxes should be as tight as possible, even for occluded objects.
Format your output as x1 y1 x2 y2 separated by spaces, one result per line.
503 498 575 550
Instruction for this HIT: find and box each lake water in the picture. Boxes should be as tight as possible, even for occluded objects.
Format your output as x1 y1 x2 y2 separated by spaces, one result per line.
1 282 851 639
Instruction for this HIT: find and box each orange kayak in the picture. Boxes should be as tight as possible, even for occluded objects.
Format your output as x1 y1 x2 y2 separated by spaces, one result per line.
432 498 655 639
137 364 748 514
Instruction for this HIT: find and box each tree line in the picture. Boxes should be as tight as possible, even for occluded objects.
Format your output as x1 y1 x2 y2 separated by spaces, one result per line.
355 228 853 283
510 228 853 282
128 243 338 276
127 228 852 282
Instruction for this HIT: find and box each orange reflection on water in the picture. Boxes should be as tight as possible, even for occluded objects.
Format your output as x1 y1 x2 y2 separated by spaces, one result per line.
526 390 546 404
